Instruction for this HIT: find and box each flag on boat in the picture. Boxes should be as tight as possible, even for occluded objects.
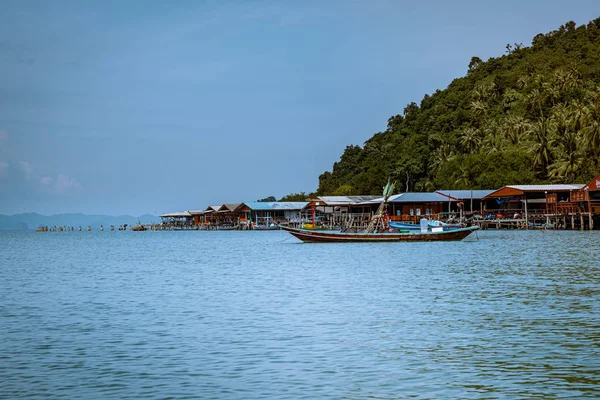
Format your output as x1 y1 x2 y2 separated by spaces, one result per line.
382 177 394 201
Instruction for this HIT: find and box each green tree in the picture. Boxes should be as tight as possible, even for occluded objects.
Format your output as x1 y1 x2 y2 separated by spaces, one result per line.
529 117 555 177
315 18 600 194
279 192 310 202
468 56 483 73
459 127 482 153
257 196 276 202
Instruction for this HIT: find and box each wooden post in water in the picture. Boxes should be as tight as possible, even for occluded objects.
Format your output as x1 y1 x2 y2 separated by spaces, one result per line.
524 194 528 230
586 188 593 230
545 191 549 227
570 190 574 230
310 193 315 230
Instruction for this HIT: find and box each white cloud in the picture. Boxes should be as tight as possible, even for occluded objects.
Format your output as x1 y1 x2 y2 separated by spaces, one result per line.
39 173 81 193
55 174 81 192
0 161 8 179
19 161 33 179
40 176 54 185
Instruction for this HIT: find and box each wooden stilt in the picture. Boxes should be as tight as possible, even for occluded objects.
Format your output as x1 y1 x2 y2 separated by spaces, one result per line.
524 195 528 230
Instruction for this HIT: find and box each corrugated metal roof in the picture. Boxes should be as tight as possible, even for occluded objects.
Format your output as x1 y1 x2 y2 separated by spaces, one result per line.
390 192 451 203
484 184 587 199
242 201 309 211
359 192 451 204
206 205 221 212
348 195 380 202
317 196 354 204
317 195 379 205
160 211 192 218
507 184 584 191
188 210 206 215
436 190 497 200
220 203 242 212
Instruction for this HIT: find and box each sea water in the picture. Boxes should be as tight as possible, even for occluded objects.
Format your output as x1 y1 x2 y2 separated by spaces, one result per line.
1 229 599 399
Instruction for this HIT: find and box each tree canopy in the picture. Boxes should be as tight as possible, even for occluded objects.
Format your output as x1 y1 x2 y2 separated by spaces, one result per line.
279 192 310 202
316 18 600 195
256 196 276 202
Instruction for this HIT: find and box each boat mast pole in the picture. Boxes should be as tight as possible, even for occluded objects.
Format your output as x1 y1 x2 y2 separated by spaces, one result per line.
311 193 315 230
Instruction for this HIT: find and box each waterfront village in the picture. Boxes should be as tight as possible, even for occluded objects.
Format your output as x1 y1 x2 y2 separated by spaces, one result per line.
152 173 600 232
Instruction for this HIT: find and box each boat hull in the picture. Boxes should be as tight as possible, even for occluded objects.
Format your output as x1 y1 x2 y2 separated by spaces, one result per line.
280 225 478 243
253 226 279 230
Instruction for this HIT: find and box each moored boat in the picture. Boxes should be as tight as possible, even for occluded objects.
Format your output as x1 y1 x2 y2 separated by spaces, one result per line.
280 177 478 242
217 225 239 230
131 221 147 231
280 225 478 242
252 224 279 230
388 221 421 231
389 220 464 232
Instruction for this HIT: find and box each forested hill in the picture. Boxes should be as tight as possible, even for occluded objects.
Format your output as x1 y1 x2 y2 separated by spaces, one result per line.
317 18 600 195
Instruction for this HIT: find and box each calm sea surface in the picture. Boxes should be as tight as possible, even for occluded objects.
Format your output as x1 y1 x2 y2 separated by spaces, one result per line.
1 229 599 399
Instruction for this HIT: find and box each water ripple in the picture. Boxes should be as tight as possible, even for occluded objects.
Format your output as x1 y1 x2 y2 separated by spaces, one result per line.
1 230 599 398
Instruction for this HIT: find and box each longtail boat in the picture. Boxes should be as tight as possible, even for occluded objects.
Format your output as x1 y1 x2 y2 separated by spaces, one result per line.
388 220 464 232
280 225 478 242
280 178 479 242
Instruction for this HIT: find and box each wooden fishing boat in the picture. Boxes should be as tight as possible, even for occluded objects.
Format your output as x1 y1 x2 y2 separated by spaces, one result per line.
217 225 239 230
281 178 478 242
253 224 279 230
131 223 147 231
280 225 478 242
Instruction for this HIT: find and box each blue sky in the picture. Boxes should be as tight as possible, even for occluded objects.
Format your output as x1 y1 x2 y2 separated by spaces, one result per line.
0 0 598 215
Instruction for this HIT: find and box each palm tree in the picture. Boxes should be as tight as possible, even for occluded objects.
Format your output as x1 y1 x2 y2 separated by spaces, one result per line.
430 144 454 175
414 179 436 192
553 67 579 92
551 103 571 139
459 127 481 153
545 84 561 106
517 75 530 90
569 100 588 133
528 117 556 177
470 100 487 119
453 164 471 189
548 154 585 181
548 130 584 181
590 85 600 110
481 121 505 155
504 116 530 145
527 88 545 118
472 81 496 102
582 117 600 153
